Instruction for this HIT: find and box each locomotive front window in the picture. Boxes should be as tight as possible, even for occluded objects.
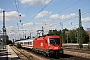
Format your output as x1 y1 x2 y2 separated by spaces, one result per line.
49 38 60 45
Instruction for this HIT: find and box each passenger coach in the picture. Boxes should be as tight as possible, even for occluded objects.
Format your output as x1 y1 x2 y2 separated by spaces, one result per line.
15 39 33 49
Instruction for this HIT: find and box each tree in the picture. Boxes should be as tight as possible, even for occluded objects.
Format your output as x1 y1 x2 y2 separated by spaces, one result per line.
48 30 53 34
48 27 89 44
68 30 77 43
76 27 89 48
6 40 12 45
62 28 68 43
77 27 89 44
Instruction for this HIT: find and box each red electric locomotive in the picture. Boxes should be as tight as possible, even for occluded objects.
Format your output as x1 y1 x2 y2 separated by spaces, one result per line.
33 34 63 56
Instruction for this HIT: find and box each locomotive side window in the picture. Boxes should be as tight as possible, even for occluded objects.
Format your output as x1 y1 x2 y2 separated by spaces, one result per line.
49 38 60 45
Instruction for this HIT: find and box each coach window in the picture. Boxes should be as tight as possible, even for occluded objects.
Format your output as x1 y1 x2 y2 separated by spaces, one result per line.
26 42 28 44
29 42 32 45
28 42 29 45
24 42 28 44
20 42 23 44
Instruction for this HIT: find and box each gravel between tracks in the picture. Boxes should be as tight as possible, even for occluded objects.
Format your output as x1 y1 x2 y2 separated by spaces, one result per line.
64 50 90 59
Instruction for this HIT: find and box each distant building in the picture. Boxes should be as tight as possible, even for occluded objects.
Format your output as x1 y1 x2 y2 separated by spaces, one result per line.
86 28 90 30
86 30 90 36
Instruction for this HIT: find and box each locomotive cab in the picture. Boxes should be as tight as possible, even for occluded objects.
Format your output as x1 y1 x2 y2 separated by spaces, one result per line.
45 35 63 56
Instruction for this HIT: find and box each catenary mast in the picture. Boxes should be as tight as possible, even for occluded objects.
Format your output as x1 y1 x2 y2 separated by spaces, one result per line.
3 10 6 49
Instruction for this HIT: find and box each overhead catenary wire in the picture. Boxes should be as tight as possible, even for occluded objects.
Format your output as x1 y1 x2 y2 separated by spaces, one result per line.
27 0 54 23
21 0 35 21
54 0 82 25
62 10 90 23
6 0 90 40
59 9 90 30
58 0 81 14
26 0 81 25
13 0 89 29
8 0 19 20
14 0 22 32
53 9 90 29
14 0 21 21
18 0 81 25
25 0 35 16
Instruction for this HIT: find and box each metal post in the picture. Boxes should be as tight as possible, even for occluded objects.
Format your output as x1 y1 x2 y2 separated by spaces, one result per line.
78 9 83 48
22 31 24 39
42 26 44 36
60 22 63 42
89 35 90 42
79 9 82 43
79 9 82 28
25 33 26 39
2 10 6 49
17 23 19 31
67 33 68 44
76 30 78 43
30 32 31 39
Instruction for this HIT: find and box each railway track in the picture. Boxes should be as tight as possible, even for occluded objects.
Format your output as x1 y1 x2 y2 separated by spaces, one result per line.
11 46 50 60
11 46 90 60
11 46 33 60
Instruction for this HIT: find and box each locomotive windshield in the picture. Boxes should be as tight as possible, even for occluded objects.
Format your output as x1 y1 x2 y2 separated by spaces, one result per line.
49 38 60 45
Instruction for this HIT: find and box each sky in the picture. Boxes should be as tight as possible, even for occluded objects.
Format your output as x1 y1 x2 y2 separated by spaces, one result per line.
0 0 90 40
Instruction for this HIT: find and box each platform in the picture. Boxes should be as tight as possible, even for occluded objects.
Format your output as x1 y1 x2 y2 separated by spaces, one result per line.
0 45 20 60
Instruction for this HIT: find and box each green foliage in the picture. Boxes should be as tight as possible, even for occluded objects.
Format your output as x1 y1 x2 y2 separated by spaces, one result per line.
16 43 22 48
77 27 89 44
48 29 62 36
6 40 13 45
68 30 77 43
76 27 87 48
